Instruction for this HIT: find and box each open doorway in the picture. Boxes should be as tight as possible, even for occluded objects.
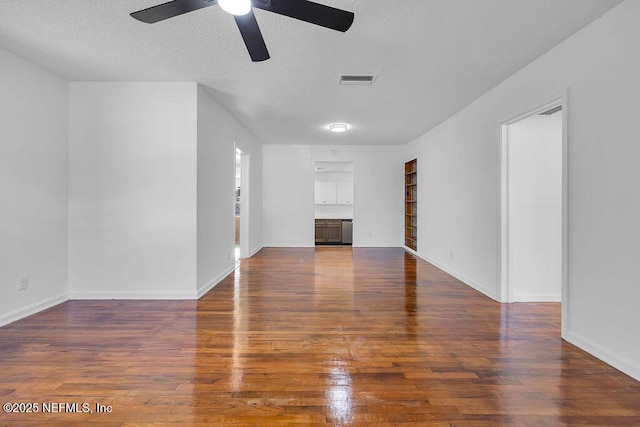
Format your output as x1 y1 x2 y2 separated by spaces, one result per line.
313 161 354 246
235 147 250 261
500 97 567 331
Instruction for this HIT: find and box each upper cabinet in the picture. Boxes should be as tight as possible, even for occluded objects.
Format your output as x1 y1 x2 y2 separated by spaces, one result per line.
314 161 354 206
315 181 352 205
336 181 353 205
315 181 338 204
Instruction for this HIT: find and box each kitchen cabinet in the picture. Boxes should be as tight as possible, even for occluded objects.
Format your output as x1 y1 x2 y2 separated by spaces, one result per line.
315 219 342 243
315 181 353 205
315 221 326 242
336 181 353 205
314 182 337 204
326 222 342 242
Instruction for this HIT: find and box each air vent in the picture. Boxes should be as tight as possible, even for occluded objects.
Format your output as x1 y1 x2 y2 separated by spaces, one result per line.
539 105 562 116
339 75 377 86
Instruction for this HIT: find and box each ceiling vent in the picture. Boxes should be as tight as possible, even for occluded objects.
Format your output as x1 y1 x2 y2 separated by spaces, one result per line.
339 75 377 86
539 105 562 116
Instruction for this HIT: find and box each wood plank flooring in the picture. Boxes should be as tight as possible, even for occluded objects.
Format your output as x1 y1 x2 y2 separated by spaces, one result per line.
2 247 640 426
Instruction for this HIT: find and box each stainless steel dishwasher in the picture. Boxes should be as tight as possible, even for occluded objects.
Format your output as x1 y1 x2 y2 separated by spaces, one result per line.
341 219 353 244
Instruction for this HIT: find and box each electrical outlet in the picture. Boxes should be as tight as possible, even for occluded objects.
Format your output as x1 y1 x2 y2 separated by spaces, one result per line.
227 251 232 261
449 250 454 259
368 232 373 237
18 276 29 291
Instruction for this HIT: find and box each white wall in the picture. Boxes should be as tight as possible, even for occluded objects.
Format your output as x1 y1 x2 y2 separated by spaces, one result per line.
68 82 199 299
315 204 353 220
0 47 69 325
405 0 640 380
507 114 562 302
196 86 263 296
263 145 403 247
263 145 315 246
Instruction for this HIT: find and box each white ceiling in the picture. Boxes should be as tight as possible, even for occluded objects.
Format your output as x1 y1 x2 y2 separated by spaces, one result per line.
0 0 621 145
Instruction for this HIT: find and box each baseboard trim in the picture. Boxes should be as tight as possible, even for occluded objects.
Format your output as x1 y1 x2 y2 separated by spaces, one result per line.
249 245 263 257
263 243 316 248
513 293 561 302
565 330 640 382
403 246 419 257
197 264 235 299
0 293 68 327
416 252 499 301
353 244 404 248
69 290 196 300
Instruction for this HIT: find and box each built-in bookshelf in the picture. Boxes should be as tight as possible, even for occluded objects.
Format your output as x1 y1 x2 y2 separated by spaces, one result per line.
405 159 417 251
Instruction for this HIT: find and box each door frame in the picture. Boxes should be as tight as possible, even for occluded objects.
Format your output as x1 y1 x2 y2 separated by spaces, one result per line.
235 146 251 259
499 91 569 337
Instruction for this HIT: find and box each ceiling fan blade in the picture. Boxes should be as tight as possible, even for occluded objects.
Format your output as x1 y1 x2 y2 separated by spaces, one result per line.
131 0 217 23
253 0 354 32
234 10 270 62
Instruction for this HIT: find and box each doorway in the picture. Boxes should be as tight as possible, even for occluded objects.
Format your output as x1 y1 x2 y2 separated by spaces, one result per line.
313 161 354 246
500 98 567 324
235 147 250 261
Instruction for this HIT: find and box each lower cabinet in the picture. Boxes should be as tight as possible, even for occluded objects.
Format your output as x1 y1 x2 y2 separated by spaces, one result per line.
326 222 342 243
315 219 342 244
315 222 326 242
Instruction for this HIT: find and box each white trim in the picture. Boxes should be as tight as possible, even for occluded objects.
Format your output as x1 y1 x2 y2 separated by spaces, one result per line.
416 252 499 301
264 243 315 248
353 243 401 248
403 246 418 257
236 147 251 259
566 330 640 382
69 290 196 300
498 90 569 339
511 293 561 302
560 91 570 339
0 293 68 327
500 121 509 303
249 245 263 257
197 264 235 298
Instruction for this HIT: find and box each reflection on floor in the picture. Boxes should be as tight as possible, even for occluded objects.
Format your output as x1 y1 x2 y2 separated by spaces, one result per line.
1 247 640 425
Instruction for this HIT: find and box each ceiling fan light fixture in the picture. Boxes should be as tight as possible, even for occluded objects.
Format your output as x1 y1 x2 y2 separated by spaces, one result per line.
130 0 354 61
219 0 252 16
329 124 349 133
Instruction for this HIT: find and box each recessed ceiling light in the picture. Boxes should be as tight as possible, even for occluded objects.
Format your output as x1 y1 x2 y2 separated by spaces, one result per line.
329 124 348 133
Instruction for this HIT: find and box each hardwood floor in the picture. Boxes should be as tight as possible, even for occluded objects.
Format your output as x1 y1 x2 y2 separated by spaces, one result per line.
2 247 640 426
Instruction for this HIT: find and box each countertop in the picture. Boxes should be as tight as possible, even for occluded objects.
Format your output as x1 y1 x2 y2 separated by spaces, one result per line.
315 217 353 220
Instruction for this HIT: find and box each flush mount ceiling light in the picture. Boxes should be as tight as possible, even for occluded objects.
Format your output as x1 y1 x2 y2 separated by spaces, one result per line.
218 0 251 16
329 124 348 133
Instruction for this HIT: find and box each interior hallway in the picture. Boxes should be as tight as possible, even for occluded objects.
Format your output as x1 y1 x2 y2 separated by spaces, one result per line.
1 247 640 425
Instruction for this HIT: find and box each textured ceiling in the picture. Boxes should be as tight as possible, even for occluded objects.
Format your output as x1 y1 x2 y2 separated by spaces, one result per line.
0 0 622 145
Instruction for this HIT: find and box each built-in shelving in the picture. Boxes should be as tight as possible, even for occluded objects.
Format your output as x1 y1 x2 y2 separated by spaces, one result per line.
405 159 417 251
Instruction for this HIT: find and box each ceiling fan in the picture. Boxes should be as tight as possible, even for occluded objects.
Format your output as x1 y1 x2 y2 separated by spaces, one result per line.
130 0 355 62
